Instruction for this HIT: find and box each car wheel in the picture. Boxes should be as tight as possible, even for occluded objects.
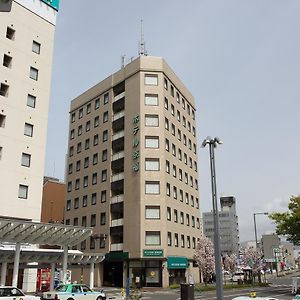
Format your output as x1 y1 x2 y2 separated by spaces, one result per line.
67 298 74 300
96 297 105 300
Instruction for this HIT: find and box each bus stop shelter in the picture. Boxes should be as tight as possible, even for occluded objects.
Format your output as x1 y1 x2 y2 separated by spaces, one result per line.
0 218 104 289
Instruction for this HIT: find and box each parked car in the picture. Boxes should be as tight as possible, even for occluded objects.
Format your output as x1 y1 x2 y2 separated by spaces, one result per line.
42 284 106 300
232 297 279 300
0 287 40 300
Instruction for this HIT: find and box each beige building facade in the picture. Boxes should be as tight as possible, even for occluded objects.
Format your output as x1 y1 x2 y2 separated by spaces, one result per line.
0 0 58 222
65 56 201 287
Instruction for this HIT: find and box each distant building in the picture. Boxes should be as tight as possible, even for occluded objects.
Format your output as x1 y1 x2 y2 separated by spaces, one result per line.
203 196 239 255
41 176 66 224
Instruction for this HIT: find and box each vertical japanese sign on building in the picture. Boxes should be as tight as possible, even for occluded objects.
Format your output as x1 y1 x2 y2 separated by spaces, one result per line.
132 115 140 172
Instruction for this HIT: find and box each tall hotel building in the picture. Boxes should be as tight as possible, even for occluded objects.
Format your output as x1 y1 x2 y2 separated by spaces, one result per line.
65 56 201 287
0 0 59 221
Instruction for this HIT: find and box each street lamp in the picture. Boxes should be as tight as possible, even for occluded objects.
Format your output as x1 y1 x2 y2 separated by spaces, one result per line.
202 136 223 300
253 212 268 250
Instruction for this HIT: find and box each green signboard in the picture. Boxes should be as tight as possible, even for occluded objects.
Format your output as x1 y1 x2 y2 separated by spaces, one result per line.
41 0 59 11
167 256 188 269
143 249 163 257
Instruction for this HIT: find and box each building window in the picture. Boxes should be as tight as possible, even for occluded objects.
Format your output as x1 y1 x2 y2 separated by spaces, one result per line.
174 209 178 223
3 54 12 68
75 179 80 190
84 157 89 168
144 94 158 106
178 148 182 160
32 40 41 54
0 83 9 97
76 142 81 153
93 153 98 165
21 153 31 167
90 214 96 227
171 144 176 156
177 129 182 140
85 139 90 150
102 149 107 161
104 92 109 104
145 181 160 194
100 212 106 225
82 216 87 227
90 237 95 249
164 98 168 110
101 170 107 182
179 190 183 202
85 121 91 132
27 94 36 108
177 110 181 121
18 184 28 199
165 118 169 130
176 92 180 103
145 136 159 148
92 173 97 185
170 85 174 97
77 125 82 136
179 169 182 181
181 235 185 248
183 116 186 127
145 206 160 219
144 74 158 85
69 146 74 157
86 103 91 114
145 231 160 245
94 116 99 127
145 114 159 127
186 214 190 226
70 129 74 140
101 190 106 202
187 236 191 248
103 130 108 142
174 233 179 247
29 67 38 81
167 232 172 246
74 198 79 209
91 193 97 205
66 200 71 211
187 104 191 115
165 160 170 173
165 138 169 151
145 158 159 171
67 182 72 192
180 212 184 224
68 163 73 174
6 26 15 40
83 176 88 187
172 165 177 179
164 78 168 90
192 216 195 228
77 109 83 119
76 160 81 171
167 207 171 221
100 237 106 248
185 192 189 204
0 114 6 128
182 98 186 109
95 98 100 109
166 183 170 196
93 134 99 146
103 111 108 123
81 240 86 250
173 186 177 199
24 123 33 137
171 104 175 116
82 195 87 207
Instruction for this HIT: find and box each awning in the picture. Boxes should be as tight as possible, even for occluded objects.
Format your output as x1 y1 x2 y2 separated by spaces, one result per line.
167 256 188 269
105 251 129 261
0 248 105 265
0 218 92 246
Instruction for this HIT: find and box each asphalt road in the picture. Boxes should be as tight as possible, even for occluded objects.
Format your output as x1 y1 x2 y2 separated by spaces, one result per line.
104 271 300 300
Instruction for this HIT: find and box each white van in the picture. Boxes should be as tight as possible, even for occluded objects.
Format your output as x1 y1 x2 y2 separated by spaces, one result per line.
232 271 244 282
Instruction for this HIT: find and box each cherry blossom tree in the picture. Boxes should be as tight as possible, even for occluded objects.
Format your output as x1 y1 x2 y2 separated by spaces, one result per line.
194 235 215 284
241 247 265 283
223 253 237 275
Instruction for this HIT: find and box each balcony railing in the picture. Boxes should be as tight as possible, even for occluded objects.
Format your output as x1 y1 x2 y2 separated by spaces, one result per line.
111 218 124 227
112 151 124 161
112 172 124 182
111 243 123 251
112 130 124 141
113 92 125 102
111 194 124 204
112 111 125 121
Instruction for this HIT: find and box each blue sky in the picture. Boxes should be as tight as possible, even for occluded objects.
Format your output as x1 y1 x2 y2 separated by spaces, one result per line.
45 0 300 242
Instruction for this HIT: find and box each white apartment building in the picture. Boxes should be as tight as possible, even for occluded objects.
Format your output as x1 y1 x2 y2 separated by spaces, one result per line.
0 0 59 221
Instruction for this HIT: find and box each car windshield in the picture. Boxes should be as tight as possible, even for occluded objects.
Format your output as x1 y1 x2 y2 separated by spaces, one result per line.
55 285 68 292
0 288 24 297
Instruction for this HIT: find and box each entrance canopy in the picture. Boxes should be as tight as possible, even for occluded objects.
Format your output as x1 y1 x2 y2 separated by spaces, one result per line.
0 248 105 265
0 218 92 246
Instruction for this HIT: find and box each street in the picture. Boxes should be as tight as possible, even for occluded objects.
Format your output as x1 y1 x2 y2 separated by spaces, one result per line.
104 271 299 300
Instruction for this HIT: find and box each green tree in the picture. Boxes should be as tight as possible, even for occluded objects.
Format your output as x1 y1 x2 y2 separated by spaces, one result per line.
269 195 300 245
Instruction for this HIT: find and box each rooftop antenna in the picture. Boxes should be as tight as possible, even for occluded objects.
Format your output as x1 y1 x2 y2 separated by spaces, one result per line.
121 54 126 68
138 19 148 56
